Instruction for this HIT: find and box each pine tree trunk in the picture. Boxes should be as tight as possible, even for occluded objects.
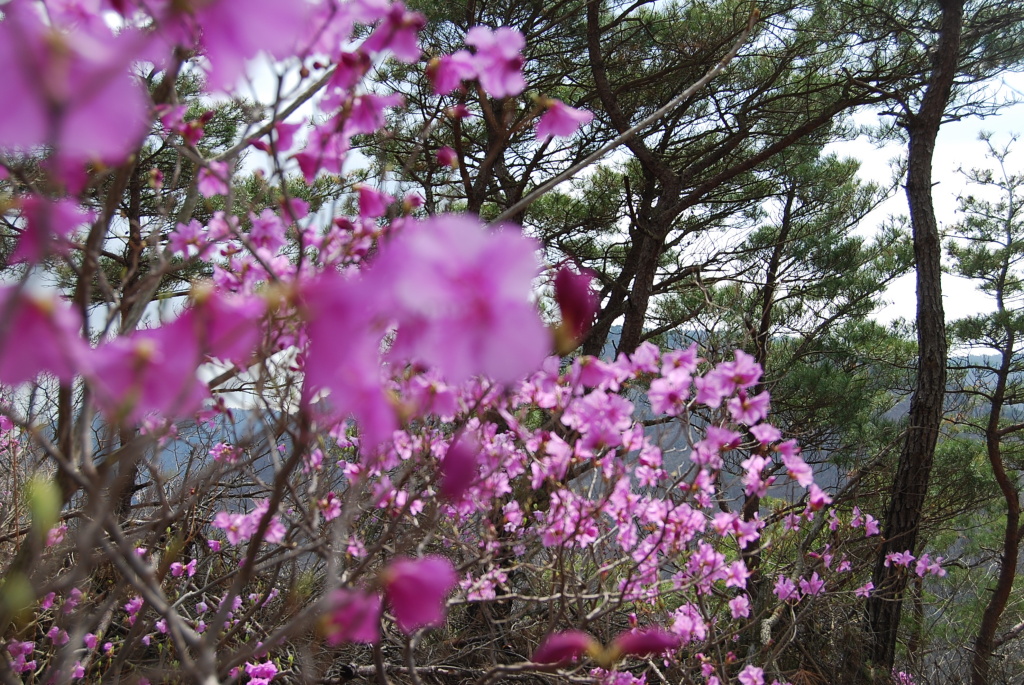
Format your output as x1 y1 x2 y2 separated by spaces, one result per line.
865 0 962 671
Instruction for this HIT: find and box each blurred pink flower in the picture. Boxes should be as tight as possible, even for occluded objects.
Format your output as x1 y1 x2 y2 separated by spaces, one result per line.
197 161 230 197
554 265 597 341
0 288 89 385
610 628 681 657
88 317 208 423
346 93 404 135
536 99 593 139
361 2 425 62
357 184 394 219
189 287 266 365
465 26 526 98
439 435 479 501
0 5 149 164
738 665 765 685
532 631 597 664
323 588 381 645
10 197 93 264
427 51 477 94
300 272 398 447
436 146 459 168
371 214 548 384
382 557 457 633
175 0 310 91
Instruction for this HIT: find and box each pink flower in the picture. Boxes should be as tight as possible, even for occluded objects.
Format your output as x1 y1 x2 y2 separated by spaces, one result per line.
370 215 548 384
300 272 398 447
464 26 526 98
727 390 770 426
170 559 197 578
536 99 594 139
213 512 249 546
806 483 832 511
321 585 382 643
0 287 89 385
427 51 477 94
439 436 479 501
670 604 708 643
245 660 278 681
197 161 230 197
773 575 799 602
445 103 473 119
610 628 681 657
248 209 286 252
729 595 750 618
435 146 458 168
0 6 149 165
47 626 69 646
362 2 425 62
554 266 598 342
885 551 915 568
327 51 372 91
10 196 93 264
293 120 350 182
855 582 874 599
799 572 825 596
168 219 209 258
749 422 782 444
188 287 266 365
780 446 813 487
738 665 765 685
725 561 751 589
693 371 732 408
532 631 597 664
692 426 742 468
356 184 394 219
648 376 690 416
88 317 208 423
342 93 404 135
382 557 457 634
46 524 68 547
319 493 342 521
176 0 310 91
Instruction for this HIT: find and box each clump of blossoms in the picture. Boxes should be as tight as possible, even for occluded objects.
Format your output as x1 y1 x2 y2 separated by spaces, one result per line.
0 1 933 684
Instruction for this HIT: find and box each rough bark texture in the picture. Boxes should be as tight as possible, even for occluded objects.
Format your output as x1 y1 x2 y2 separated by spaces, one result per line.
865 0 962 671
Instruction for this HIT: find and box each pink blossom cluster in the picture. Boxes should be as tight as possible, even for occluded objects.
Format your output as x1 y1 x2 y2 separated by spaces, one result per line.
0 1 938 683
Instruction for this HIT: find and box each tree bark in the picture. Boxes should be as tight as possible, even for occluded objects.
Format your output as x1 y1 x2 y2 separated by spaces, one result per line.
865 0 962 671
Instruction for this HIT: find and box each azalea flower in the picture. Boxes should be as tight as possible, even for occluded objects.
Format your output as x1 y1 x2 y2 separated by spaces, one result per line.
465 26 526 98
382 557 457 633
609 628 682 657
0 287 90 386
532 631 597 664
536 99 594 139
